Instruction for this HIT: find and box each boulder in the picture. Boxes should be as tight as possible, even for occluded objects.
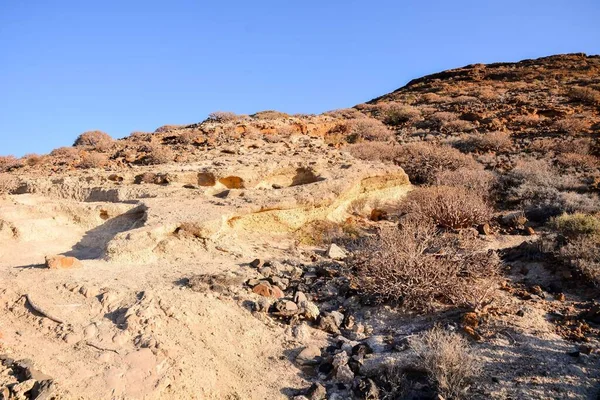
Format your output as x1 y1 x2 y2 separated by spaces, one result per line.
327 244 347 260
45 255 83 270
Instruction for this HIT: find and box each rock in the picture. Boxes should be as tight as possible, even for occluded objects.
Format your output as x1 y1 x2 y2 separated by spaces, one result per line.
462 312 479 328
258 266 273 277
306 382 327 400
478 223 492 235
294 291 308 305
365 335 389 354
63 333 82 345
296 345 321 366
353 378 380 400
318 312 342 334
327 244 347 260
250 258 264 268
252 282 283 298
83 324 98 339
271 300 299 317
79 285 99 298
300 301 320 320
332 351 349 368
501 212 527 227
12 379 36 398
45 255 83 269
335 364 354 384
370 208 387 221
525 226 536 235
555 293 566 301
292 323 311 343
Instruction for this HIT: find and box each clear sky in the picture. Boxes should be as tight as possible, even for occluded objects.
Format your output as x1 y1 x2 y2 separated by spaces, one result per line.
1 0 599 156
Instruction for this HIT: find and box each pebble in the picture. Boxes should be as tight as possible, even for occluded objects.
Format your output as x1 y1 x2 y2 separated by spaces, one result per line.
296 345 321 366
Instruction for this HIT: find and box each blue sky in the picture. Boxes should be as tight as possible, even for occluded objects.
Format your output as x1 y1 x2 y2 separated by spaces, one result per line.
1 0 599 156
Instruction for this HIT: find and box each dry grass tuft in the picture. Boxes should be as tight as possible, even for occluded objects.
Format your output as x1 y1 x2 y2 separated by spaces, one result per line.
460 131 512 152
434 167 497 197
0 173 18 195
207 111 240 123
569 86 600 105
345 117 393 143
398 186 492 229
351 217 498 311
413 326 480 399
144 145 174 165
79 153 109 169
73 131 114 151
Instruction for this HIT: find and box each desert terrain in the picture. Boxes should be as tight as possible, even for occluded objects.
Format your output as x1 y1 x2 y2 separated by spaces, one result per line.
1 53 600 399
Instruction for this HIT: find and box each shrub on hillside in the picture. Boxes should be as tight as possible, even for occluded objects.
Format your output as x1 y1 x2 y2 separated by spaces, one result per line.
434 167 498 198
379 103 421 126
442 119 476 133
79 153 109 169
206 111 240 123
0 173 18 195
251 110 290 120
129 131 153 142
73 131 114 151
502 159 599 220
144 144 174 165
50 147 80 163
323 108 365 119
554 117 589 134
556 153 599 170
413 326 480 399
345 142 402 163
556 236 600 286
397 186 492 229
154 125 184 133
550 213 600 239
393 142 478 184
345 117 393 143
569 87 600 105
459 131 512 152
22 153 44 167
351 217 499 311
0 156 23 172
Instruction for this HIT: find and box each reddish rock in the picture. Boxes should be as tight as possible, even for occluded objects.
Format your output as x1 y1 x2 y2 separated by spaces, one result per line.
45 255 83 269
252 282 284 299
369 209 387 221
478 223 492 235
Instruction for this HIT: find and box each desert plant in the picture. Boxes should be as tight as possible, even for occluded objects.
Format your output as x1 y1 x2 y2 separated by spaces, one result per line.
154 125 184 133
0 155 23 172
398 186 492 229
460 131 512 152
144 144 174 165
206 111 240 123
556 236 600 286
550 213 600 239
434 167 498 198
380 103 421 126
346 117 393 143
392 142 478 184
0 173 18 195
351 218 498 311
443 119 476 133
73 130 114 151
345 142 402 163
323 108 365 119
50 146 80 163
251 110 290 120
556 153 598 170
412 326 480 399
554 117 589 134
176 130 201 145
22 153 44 167
569 87 600 105
79 153 108 169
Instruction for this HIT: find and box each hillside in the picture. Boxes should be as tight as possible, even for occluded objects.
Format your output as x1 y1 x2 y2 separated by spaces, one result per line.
1 54 600 399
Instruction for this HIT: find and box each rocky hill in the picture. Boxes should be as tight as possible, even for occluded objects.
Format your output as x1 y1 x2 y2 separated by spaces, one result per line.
0 54 599 400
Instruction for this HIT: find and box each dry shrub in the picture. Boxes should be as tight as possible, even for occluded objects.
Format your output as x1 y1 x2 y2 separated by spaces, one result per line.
351 217 499 311
434 167 497 197
154 125 184 133
398 186 492 229
420 93 451 103
206 111 240 123
393 142 478 184
129 131 153 142
554 117 589 134
443 119 476 133
556 236 600 286
145 144 174 165
513 114 542 126
450 95 480 104
472 87 499 101
73 130 114 151
379 103 421 126
323 108 365 119
550 213 600 239
0 156 23 172
431 111 458 124
176 130 201 145
556 152 599 170
251 110 290 120
50 146 79 163
295 219 361 245
0 173 18 195
346 117 393 143
503 159 599 220
413 326 480 399
569 87 600 105
555 138 593 155
345 142 401 163
461 131 512 152
79 153 109 169
22 153 44 167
